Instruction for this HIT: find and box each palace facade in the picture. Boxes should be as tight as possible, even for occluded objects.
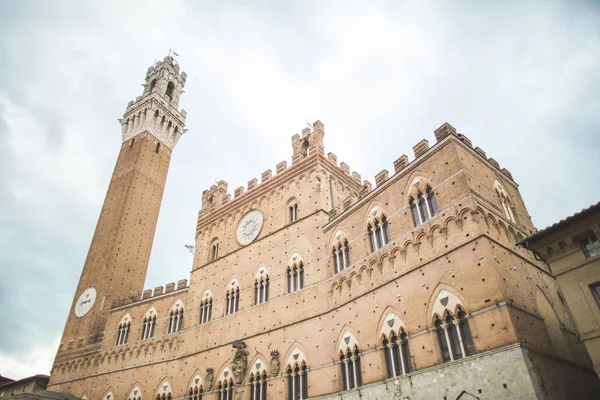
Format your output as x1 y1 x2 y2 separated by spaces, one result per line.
47 56 599 399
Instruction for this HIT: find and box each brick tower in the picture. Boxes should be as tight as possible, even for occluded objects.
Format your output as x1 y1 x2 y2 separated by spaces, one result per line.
54 55 187 357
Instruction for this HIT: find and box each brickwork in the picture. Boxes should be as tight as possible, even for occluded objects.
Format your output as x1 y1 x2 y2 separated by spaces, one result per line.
48 57 599 399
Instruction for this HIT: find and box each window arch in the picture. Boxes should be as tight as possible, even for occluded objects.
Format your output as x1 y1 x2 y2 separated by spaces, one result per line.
287 262 304 293
225 280 240 315
289 203 298 222
165 81 175 101
382 329 411 377
128 385 142 400
155 381 172 400
141 308 157 340
332 232 351 274
249 359 268 400
339 345 362 390
199 291 213 325
286 362 308 400
367 212 390 252
409 185 439 227
187 375 203 400
494 180 516 223
168 301 184 334
116 314 131 346
434 307 475 362
255 267 270 305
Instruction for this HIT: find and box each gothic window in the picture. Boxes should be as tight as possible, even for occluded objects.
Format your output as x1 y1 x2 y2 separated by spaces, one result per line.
168 304 184 334
255 276 270 305
187 385 203 400
287 263 305 293
494 180 516 223
141 315 156 340
165 81 175 101
410 186 439 227
580 233 600 258
383 330 411 378
199 297 213 325
287 363 308 400
333 240 351 274
116 317 131 346
435 308 475 362
250 371 268 400
368 216 390 253
149 78 157 93
339 347 362 390
155 394 171 400
127 386 142 400
218 379 234 400
289 203 299 222
226 286 240 315
211 242 219 261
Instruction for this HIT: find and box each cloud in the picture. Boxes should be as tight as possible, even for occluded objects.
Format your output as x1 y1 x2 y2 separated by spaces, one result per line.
1 0 599 380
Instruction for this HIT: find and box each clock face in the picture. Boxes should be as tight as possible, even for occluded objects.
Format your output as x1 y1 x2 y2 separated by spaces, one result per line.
74 287 97 318
236 210 264 246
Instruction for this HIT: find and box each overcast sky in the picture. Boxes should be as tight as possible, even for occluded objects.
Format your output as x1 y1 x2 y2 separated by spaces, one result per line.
1 0 599 380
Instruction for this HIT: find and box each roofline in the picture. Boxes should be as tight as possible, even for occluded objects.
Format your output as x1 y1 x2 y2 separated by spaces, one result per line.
518 201 600 246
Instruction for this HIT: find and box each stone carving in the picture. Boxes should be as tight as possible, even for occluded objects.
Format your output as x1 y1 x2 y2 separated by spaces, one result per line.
205 368 214 391
270 350 280 376
232 341 248 385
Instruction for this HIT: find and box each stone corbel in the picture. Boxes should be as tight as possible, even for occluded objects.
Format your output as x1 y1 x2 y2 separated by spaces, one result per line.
413 241 421 254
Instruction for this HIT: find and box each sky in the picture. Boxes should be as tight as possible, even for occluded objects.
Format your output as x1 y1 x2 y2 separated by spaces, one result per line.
0 0 599 380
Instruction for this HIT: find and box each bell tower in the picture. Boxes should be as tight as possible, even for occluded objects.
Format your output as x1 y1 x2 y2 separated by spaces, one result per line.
54 55 188 355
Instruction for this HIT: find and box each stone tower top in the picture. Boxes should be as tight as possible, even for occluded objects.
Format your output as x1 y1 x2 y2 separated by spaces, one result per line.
121 55 188 150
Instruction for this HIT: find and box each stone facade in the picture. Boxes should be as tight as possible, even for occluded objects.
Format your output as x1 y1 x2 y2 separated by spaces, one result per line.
47 57 599 399
519 202 600 376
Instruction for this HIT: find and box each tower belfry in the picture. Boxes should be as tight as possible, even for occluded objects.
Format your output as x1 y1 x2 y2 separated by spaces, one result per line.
54 55 188 356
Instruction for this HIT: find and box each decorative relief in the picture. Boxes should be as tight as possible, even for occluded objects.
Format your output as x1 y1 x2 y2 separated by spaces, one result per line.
232 341 248 385
270 350 280 376
205 368 214 391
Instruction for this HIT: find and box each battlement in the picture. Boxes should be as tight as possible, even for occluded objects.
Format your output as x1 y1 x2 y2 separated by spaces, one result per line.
110 279 189 311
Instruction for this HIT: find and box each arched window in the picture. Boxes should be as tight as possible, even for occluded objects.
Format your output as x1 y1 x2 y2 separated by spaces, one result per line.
255 276 270 305
368 216 390 253
289 203 298 222
128 386 142 400
218 379 234 400
187 385 203 400
435 308 475 362
141 312 157 340
494 180 516 223
199 296 213 325
165 81 175 101
383 330 411 378
168 303 184 334
287 363 308 400
339 346 362 390
333 239 350 274
287 262 304 293
149 78 157 94
210 241 219 261
250 371 267 400
226 284 240 315
116 316 131 346
410 186 439 227
155 382 172 400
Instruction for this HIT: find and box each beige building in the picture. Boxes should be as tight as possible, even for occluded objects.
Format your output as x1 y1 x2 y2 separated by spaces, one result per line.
519 202 600 376
0 375 51 398
46 56 600 399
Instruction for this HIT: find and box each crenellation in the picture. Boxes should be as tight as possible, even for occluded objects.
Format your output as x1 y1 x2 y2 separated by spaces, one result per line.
327 152 338 165
276 161 287 174
457 133 472 147
393 154 409 173
413 138 430 158
434 122 457 142
339 162 350 175
176 279 188 290
474 147 487 158
488 158 500 169
501 168 513 180
351 171 361 183
248 178 258 190
261 170 272 182
153 286 164 296
142 289 152 300
234 186 244 198
165 282 175 293
374 169 389 187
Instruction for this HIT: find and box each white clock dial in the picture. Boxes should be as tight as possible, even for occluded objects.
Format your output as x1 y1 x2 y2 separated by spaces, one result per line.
236 210 264 246
74 287 97 318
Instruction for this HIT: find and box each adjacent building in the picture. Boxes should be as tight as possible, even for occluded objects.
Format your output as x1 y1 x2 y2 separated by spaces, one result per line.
519 202 600 376
46 56 600 399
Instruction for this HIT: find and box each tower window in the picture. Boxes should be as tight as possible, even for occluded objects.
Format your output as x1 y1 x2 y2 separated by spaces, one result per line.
368 216 390 253
168 306 184 334
116 321 130 346
289 203 298 222
141 314 156 340
199 297 213 325
410 186 439 227
333 240 350 274
211 242 219 260
494 180 516 223
149 78 157 94
166 81 175 101
287 262 305 293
